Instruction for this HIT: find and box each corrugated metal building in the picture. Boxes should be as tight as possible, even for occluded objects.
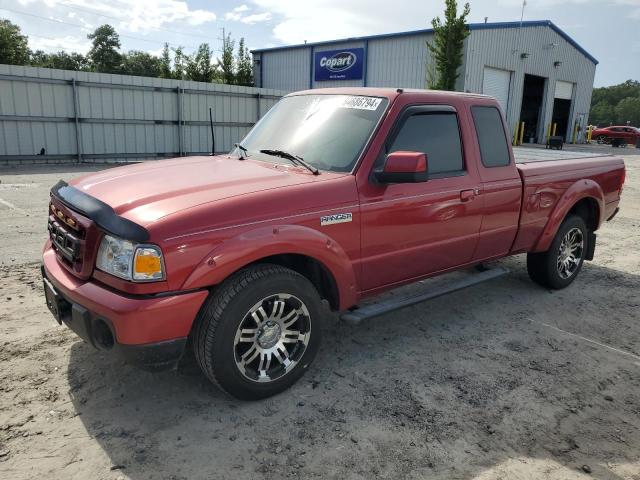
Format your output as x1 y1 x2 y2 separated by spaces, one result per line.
252 20 597 144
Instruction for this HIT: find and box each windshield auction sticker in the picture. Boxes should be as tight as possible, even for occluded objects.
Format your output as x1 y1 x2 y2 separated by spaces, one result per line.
340 96 382 111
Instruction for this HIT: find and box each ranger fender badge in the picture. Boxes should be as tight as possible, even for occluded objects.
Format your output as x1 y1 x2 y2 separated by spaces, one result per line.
320 212 353 226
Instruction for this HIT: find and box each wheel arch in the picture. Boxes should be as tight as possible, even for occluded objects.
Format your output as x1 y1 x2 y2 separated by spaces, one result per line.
533 179 604 252
181 224 358 310
243 253 341 311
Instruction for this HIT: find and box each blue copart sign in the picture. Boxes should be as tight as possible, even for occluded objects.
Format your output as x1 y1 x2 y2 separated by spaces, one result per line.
314 48 364 81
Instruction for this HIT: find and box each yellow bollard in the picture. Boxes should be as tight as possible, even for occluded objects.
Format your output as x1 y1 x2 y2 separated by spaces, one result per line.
587 125 593 143
519 121 525 146
513 122 520 146
552 123 557 137
546 123 551 144
572 122 579 144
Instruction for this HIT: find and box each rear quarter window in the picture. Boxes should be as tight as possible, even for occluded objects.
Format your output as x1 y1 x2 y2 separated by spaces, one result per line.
471 106 511 168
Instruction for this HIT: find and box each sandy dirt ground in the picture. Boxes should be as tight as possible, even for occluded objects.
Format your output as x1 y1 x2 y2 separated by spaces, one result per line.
1 147 639 480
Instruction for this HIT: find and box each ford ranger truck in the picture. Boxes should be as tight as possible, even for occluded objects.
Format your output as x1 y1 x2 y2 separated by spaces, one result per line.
42 88 625 400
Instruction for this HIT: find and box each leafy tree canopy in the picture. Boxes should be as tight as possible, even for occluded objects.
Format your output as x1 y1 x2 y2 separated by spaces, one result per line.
426 0 470 91
30 50 90 71
236 38 253 86
1 19 254 86
590 80 640 126
121 50 162 77
0 19 30 65
87 24 122 73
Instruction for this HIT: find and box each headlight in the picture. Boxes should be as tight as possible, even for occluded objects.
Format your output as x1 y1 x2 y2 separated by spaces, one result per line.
96 235 164 282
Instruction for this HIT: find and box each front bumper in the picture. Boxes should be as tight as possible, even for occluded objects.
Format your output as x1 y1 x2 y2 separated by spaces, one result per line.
42 245 208 371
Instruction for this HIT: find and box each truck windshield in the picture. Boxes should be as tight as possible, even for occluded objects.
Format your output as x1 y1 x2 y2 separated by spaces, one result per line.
235 94 388 172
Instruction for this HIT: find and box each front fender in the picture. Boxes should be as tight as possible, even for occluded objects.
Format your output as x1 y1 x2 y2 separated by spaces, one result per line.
181 224 359 309
533 179 604 252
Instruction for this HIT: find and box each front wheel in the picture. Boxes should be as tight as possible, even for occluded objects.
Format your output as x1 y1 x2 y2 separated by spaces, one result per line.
527 215 588 289
596 135 609 144
193 264 323 400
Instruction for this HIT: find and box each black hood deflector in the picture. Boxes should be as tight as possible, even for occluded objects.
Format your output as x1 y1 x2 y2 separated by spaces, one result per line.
50 180 150 242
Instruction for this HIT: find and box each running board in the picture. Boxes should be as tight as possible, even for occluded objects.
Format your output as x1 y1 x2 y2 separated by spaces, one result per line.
340 267 509 325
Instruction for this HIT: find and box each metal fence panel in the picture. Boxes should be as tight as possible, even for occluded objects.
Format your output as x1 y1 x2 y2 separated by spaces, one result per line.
0 64 286 165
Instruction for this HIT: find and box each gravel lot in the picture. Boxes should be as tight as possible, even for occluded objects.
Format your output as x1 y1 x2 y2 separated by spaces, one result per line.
1 145 639 480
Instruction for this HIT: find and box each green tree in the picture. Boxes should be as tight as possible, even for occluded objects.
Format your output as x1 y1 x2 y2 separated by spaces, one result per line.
235 37 253 86
120 50 162 77
614 97 640 126
591 80 640 108
0 18 30 65
219 32 235 84
159 42 172 79
30 50 89 71
87 24 121 73
186 43 215 82
589 100 615 126
426 0 470 91
590 80 640 126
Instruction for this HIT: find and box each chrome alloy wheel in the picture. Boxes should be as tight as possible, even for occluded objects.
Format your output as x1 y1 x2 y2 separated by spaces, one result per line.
557 227 584 279
233 293 311 383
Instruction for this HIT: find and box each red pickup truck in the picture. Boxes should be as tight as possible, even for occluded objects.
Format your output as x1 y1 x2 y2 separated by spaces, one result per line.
42 88 625 399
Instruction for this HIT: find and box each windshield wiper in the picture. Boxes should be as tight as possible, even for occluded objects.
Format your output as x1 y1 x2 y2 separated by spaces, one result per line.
259 149 319 175
234 143 249 160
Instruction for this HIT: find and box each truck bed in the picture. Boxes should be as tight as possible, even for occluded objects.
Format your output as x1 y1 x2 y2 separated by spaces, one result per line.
511 146 625 253
514 147 608 164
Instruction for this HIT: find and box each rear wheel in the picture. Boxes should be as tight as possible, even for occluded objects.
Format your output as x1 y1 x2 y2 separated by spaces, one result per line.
193 264 323 400
527 215 588 289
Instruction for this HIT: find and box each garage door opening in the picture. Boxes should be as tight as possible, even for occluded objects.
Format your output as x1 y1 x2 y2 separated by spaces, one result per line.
551 81 574 141
551 99 571 141
519 74 546 143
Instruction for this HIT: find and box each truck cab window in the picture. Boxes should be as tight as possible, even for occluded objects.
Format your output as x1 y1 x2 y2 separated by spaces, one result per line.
386 112 464 176
471 106 511 167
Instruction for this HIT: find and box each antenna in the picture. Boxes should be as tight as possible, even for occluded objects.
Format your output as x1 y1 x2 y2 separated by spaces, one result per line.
209 107 215 156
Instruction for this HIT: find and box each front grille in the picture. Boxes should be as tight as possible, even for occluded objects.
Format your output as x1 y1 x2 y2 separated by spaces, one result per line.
48 219 81 263
48 199 99 279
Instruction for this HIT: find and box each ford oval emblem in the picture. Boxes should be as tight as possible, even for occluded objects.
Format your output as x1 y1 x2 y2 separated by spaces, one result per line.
320 51 357 72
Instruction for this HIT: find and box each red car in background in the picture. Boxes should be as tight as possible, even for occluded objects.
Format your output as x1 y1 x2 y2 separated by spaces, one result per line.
592 125 640 145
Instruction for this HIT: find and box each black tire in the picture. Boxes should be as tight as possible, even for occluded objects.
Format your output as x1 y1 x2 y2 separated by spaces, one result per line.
527 215 588 289
193 264 323 400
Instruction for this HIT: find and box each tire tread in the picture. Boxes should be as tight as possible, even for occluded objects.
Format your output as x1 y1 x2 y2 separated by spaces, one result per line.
192 264 310 396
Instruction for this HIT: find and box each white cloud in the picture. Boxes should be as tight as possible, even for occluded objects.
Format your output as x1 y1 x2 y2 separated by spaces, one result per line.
16 0 217 32
241 12 271 24
225 12 242 21
225 4 271 24
252 0 639 45
28 34 92 54
225 4 251 20
251 0 385 44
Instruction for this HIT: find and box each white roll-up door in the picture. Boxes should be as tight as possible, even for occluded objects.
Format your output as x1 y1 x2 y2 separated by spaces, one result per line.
482 67 511 116
555 81 573 100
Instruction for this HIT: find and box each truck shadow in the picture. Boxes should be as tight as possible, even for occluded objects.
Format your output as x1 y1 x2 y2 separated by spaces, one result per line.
66 256 640 479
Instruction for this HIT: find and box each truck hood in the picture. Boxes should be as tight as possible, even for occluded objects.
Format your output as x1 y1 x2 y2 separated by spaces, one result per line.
69 155 339 226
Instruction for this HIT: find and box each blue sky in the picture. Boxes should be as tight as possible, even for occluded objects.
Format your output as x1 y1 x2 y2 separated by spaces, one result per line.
1 0 638 86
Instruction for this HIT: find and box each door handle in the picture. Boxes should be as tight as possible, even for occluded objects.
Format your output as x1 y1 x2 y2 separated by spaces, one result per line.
460 189 475 202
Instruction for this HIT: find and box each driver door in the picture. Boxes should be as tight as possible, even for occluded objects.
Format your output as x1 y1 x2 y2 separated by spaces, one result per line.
357 105 483 292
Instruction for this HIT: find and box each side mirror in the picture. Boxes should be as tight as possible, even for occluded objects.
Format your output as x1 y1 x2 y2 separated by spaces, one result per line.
374 151 428 183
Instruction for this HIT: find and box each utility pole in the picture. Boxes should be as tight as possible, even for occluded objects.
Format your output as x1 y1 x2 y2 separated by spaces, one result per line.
513 0 527 55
